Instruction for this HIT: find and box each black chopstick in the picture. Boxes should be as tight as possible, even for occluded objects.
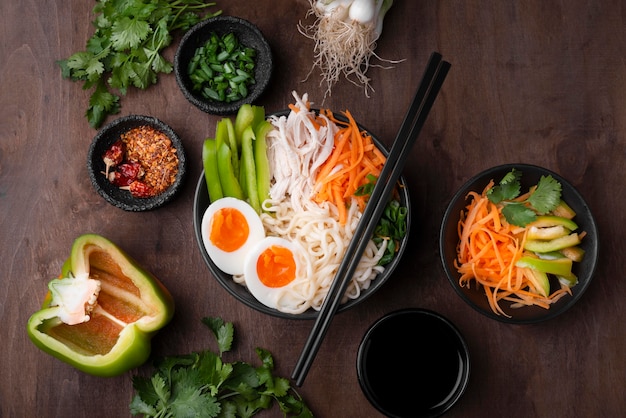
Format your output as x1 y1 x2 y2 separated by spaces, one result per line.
291 52 451 386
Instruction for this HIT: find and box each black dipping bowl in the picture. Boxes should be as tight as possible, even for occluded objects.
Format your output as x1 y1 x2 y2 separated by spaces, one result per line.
174 16 273 115
87 115 187 211
439 163 599 324
357 309 471 418
193 111 411 319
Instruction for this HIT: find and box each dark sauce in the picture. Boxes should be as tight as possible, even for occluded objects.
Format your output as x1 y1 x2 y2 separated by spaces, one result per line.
357 310 470 418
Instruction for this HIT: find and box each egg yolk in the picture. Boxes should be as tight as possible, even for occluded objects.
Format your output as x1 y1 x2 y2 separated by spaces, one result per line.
256 245 296 288
209 207 249 252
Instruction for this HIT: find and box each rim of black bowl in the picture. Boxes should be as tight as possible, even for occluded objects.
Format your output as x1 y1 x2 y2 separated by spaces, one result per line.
356 308 471 418
439 163 599 324
174 15 273 115
193 110 411 319
87 115 187 211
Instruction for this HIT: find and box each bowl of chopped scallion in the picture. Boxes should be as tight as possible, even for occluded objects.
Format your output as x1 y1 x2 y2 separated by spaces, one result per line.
174 16 273 115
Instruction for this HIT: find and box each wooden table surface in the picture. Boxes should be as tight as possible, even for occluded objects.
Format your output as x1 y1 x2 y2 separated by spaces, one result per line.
2 1 625 417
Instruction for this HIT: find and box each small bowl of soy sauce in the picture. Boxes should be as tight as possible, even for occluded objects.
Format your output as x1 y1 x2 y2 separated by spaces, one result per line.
357 309 470 418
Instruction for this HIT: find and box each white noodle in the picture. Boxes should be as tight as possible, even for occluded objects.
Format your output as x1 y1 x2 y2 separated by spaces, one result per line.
259 197 387 313
234 91 389 314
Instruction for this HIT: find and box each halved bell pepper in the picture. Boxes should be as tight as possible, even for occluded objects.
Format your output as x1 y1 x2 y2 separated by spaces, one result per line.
27 234 174 377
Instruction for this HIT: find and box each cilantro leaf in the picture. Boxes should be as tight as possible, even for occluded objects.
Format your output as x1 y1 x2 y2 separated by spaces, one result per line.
487 168 521 203
110 16 152 50
130 317 313 418
168 382 220 417
528 175 562 214
354 174 377 196
129 395 157 416
153 373 172 404
486 169 563 227
130 376 161 411
60 0 222 128
501 203 537 227
86 81 120 128
224 361 260 390
201 316 234 355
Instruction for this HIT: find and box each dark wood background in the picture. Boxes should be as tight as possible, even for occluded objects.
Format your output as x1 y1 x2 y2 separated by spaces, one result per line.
2 1 624 417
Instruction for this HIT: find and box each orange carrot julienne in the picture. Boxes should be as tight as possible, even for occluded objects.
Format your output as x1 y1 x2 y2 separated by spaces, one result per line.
314 109 386 224
455 183 573 316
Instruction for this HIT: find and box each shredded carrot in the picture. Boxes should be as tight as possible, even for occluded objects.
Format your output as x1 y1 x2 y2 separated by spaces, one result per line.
455 183 573 316
313 109 386 224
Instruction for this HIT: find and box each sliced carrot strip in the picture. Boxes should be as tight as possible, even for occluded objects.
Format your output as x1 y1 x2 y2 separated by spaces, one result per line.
313 109 387 225
455 184 574 316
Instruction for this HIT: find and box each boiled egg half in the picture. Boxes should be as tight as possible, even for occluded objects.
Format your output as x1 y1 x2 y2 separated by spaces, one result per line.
243 236 313 313
201 197 265 275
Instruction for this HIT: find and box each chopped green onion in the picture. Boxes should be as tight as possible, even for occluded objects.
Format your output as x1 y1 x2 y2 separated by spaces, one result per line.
187 31 258 103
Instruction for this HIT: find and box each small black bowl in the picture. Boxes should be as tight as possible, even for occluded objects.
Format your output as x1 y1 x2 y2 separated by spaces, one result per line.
192 110 411 319
87 115 187 211
174 16 273 115
357 309 471 418
439 163 599 324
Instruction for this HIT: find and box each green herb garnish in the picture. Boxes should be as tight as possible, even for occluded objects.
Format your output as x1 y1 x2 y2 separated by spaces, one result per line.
487 168 562 227
356 174 408 265
58 0 222 129
129 317 313 418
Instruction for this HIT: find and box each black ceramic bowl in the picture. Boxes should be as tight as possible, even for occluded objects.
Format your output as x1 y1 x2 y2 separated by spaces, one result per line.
174 16 273 115
87 115 187 211
193 111 411 319
439 163 598 324
357 309 471 418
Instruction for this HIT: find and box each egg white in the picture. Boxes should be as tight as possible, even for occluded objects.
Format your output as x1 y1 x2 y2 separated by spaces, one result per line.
201 197 265 275
243 236 313 313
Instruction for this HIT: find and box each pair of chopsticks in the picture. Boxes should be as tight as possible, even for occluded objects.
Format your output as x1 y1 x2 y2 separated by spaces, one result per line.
291 52 451 387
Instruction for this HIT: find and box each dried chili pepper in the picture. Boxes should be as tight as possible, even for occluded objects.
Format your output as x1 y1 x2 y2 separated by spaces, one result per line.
102 140 125 177
108 162 143 187
101 126 178 199
127 181 154 198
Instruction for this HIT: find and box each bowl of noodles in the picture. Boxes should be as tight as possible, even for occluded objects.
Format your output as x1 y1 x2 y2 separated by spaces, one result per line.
439 163 598 324
193 97 411 319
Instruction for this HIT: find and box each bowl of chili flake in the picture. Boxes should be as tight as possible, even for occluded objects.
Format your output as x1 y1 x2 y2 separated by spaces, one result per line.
87 115 187 211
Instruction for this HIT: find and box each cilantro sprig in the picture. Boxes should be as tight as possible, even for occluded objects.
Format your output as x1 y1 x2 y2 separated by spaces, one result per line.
129 317 313 418
355 174 408 265
486 168 562 227
58 0 222 128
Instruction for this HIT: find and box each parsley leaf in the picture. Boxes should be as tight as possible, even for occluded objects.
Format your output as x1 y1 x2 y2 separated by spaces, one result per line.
59 0 222 128
130 317 314 418
486 169 563 227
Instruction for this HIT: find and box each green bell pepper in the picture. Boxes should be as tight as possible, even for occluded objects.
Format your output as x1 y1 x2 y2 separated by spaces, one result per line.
524 232 581 253
516 255 574 278
27 234 174 377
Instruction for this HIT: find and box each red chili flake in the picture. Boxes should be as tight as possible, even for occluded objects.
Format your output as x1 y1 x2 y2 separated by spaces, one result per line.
102 140 125 177
101 126 178 199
